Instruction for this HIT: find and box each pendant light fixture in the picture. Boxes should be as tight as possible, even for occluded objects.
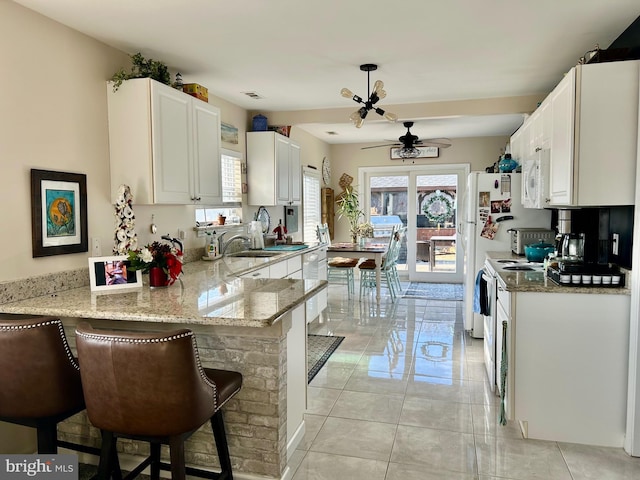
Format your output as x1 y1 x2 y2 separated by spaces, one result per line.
341 64 397 128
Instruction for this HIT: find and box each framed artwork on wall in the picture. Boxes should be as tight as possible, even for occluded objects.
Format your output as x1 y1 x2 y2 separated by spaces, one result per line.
390 146 439 159
221 122 239 144
30 169 88 257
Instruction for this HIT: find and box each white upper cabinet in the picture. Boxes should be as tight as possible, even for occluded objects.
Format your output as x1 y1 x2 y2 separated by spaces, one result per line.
107 78 221 205
247 131 301 206
512 60 639 207
549 61 639 206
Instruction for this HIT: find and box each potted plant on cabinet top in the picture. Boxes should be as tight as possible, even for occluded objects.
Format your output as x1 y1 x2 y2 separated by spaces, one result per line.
336 186 364 244
110 52 171 92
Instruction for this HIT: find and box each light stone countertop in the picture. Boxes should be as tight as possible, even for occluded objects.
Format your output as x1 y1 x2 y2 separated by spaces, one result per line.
0 247 328 328
486 251 631 295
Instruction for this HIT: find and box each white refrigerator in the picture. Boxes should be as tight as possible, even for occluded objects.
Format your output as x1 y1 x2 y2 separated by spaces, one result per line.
462 172 552 337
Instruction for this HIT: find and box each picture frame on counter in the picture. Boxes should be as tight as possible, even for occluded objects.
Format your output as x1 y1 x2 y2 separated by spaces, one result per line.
88 256 143 292
390 146 439 159
30 169 88 257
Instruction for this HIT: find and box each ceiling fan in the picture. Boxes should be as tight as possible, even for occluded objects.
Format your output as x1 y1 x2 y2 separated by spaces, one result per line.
362 121 452 159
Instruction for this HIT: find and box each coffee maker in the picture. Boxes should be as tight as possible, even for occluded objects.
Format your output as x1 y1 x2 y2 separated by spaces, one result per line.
559 232 585 262
554 210 585 265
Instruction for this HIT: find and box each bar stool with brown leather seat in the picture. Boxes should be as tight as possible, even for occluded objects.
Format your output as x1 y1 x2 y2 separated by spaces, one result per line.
75 322 242 480
0 316 85 454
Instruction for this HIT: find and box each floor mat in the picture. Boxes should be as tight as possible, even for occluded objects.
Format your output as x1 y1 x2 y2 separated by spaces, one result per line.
307 334 345 383
402 282 463 300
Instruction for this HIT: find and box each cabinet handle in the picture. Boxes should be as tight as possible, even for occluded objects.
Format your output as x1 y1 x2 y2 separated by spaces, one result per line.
192 196 202 202
535 146 542 152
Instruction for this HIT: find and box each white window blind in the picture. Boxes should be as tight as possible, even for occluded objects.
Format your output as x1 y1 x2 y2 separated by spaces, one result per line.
221 149 242 204
303 168 321 243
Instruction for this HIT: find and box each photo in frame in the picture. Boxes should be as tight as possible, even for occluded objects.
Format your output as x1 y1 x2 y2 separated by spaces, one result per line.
88 256 143 292
390 146 439 159
31 169 88 257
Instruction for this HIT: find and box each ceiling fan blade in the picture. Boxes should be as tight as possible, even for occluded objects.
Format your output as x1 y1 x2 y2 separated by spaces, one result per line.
416 138 452 148
361 143 401 150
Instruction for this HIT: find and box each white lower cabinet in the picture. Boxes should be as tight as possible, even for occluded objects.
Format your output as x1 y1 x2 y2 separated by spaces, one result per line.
285 304 306 458
505 289 630 447
240 266 270 279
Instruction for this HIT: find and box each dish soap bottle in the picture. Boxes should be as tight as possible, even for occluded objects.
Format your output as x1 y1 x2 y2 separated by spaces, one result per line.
207 231 218 259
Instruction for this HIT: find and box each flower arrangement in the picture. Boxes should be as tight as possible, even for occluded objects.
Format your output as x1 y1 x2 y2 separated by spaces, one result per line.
356 222 374 238
127 241 183 285
113 184 138 255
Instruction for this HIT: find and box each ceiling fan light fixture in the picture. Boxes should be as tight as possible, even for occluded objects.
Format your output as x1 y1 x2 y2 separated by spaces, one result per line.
398 147 421 159
341 63 396 128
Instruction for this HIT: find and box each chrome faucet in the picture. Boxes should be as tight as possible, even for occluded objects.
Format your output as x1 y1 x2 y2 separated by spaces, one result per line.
221 235 252 256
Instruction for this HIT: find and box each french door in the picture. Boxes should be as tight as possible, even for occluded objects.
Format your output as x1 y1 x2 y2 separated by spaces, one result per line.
361 164 468 283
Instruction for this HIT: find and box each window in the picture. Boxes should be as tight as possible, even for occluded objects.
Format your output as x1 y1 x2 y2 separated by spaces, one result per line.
221 148 242 205
194 148 243 226
303 167 321 243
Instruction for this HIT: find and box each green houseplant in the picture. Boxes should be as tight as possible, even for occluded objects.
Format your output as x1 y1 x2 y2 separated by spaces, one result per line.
336 186 364 243
110 52 171 92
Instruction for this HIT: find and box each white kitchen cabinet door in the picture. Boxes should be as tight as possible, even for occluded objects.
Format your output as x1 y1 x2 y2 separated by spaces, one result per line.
107 78 221 205
276 135 291 204
192 101 222 204
151 82 193 204
289 142 302 204
247 131 301 206
549 68 575 206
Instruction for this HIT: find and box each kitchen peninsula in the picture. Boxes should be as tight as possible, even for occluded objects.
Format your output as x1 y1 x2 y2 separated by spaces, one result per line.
485 251 630 448
0 250 327 480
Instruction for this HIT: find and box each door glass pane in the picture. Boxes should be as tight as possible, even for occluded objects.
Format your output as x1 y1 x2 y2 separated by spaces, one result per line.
416 174 458 273
369 175 408 270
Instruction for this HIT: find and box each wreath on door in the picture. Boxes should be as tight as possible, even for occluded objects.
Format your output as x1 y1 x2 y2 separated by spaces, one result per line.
422 190 454 224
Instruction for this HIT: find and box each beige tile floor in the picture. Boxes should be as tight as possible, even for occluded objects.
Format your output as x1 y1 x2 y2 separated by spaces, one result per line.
292 282 640 480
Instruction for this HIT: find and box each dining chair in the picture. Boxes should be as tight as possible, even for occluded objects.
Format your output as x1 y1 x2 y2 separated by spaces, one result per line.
317 223 359 296
359 225 405 301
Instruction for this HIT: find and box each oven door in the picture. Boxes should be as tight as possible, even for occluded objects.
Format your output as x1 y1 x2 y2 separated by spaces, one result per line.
482 267 497 391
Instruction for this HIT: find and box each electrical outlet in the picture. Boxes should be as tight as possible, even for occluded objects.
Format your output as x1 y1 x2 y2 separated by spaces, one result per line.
91 237 101 256
612 233 619 256
178 229 185 240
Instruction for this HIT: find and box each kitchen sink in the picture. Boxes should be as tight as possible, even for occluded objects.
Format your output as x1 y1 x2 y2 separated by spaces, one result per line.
226 251 281 258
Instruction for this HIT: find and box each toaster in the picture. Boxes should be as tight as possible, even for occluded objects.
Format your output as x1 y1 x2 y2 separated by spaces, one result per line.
508 228 556 255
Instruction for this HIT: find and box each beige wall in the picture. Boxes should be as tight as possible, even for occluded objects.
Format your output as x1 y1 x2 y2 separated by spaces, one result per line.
0 2 248 282
328 136 509 241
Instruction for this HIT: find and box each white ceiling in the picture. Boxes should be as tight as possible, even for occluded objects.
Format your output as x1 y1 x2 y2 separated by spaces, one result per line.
12 0 640 145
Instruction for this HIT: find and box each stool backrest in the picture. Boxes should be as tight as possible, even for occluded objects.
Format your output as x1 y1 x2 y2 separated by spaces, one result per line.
0 317 84 418
75 322 217 437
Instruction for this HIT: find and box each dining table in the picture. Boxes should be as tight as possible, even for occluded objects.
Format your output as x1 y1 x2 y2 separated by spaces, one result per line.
326 242 388 303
